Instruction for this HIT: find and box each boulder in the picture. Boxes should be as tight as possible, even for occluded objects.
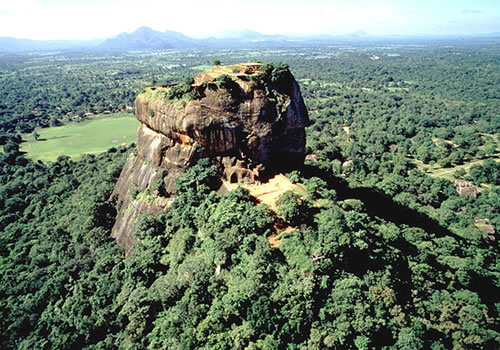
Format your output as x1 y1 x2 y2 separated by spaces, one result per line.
454 179 478 198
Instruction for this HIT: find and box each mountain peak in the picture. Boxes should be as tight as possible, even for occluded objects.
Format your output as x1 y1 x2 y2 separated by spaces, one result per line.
101 27 196 50
133 26 158 35
348 30 370 37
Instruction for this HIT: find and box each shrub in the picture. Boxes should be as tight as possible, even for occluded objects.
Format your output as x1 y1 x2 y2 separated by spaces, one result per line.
257 62 291 85
166 77 195 100
130 187 140 199
214 74 241 98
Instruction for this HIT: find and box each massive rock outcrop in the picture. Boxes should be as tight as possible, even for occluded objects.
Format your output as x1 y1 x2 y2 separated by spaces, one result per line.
110 62 310 253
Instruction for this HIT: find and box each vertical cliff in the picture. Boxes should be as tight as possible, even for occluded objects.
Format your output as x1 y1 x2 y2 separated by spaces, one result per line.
110 62 310 253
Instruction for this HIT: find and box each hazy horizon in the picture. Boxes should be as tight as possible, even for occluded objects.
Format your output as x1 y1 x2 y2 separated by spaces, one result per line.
1 0 499 41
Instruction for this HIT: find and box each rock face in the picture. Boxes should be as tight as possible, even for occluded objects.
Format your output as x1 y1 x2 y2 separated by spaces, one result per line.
110 63 310 253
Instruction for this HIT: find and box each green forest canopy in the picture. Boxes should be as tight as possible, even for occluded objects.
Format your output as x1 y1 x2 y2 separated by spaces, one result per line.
0 42 498 349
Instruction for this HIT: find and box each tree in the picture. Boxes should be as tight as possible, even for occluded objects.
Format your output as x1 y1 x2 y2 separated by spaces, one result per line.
453 168 466 179
469 160 498 185
212 59 221 66
276 190 309 225
305 177 328 201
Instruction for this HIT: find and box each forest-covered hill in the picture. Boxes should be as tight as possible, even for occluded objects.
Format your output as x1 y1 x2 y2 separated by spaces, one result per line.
0 42 498 349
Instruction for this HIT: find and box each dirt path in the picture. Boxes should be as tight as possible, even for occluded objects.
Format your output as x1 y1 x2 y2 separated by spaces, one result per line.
224 174 303 247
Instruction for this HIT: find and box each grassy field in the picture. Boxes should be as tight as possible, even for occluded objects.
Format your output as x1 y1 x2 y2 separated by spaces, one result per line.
20 112 140 162
191 64 213 71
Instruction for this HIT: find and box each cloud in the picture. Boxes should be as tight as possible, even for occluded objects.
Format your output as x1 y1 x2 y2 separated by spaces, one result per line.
463 9 482 14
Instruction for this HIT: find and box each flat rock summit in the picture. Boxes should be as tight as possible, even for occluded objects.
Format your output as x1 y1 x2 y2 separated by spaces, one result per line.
110 62 310 252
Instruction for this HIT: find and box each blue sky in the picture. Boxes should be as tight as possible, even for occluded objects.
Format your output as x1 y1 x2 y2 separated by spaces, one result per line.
0 0 499 40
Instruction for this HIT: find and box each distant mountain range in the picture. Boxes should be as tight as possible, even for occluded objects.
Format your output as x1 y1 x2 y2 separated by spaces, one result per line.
207 29 288 41
99 27 294 50
0 27 289 52
1 27 500 52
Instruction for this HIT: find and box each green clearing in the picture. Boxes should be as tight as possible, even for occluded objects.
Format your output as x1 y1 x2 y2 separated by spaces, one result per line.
20 112 140 162
413 156 499 190
298 79 343 89
191 64 212 71
414 133 499 187
387 86 409 92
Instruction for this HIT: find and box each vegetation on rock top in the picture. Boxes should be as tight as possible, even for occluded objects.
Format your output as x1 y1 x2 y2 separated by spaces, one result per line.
136 62 294 104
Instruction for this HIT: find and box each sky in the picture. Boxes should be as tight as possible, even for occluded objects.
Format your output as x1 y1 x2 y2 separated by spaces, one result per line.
0 0 499 40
